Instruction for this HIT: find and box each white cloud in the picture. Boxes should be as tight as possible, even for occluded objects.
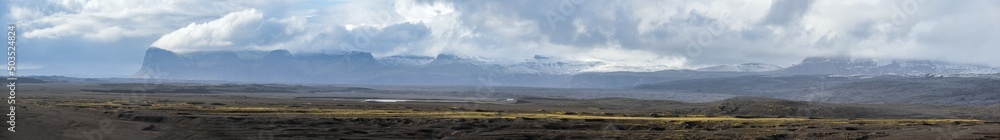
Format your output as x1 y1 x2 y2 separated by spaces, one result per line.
9 0 300 42
136 0 1000 68
6 0 1000 77
151 9 264 52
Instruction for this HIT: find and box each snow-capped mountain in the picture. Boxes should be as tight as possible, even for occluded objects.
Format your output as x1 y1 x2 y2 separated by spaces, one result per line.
696 63 783 72
377 55 435 67
380 54 601 75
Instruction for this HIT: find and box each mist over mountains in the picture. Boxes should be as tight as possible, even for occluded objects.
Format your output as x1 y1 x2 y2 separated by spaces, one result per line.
134 47 1000 88
134 48 597 87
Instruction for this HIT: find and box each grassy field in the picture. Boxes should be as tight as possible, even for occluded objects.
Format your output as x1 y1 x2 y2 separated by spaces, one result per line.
43 99 994 139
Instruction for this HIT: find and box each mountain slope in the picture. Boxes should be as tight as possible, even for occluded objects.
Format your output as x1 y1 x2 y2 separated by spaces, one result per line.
696 63 783 72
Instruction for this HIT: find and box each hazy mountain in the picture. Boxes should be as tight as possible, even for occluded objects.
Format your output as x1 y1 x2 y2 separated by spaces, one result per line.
696 63 783 72
134 48 381 83
135 49 1000 88
135 48 598 87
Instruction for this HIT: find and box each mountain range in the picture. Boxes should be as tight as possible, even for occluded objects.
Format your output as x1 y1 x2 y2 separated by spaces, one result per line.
134 48 1000 88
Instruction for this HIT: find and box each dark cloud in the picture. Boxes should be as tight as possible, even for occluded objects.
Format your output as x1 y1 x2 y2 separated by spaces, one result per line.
761 0 814 26
848 20 876 39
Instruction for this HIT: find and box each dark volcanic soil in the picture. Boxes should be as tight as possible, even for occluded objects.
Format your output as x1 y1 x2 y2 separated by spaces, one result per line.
2 83 999 140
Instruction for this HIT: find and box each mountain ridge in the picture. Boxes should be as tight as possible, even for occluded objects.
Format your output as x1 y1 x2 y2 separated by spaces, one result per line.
135 48 1000 88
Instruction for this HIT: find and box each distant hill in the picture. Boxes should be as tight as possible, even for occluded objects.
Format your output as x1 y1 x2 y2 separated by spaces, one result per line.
778 56 1000 75
636 74 1000 105
1 77 48 83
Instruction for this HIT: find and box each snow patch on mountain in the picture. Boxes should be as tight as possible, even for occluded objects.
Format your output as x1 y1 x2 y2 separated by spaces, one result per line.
696 63 783 72
581 64 677 73
423 54 603 75
377 55 435 66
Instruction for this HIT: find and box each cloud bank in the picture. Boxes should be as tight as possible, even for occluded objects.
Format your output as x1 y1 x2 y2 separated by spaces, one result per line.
4 0 1000 77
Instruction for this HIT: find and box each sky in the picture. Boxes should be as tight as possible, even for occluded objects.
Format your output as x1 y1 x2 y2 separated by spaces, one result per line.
2 0 999 77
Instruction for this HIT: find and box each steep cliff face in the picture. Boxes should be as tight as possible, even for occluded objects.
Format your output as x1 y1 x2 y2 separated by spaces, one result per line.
134 48 382 83
133 48 593 86
133 47 189 79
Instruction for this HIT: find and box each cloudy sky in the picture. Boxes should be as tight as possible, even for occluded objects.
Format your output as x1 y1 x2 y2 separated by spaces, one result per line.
2 0 998 77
